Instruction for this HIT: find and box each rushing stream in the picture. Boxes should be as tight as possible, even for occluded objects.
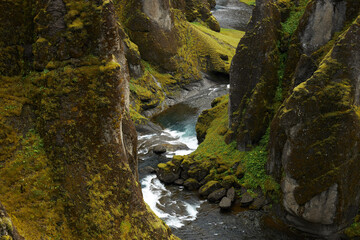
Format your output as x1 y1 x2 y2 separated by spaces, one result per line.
137 80 297 239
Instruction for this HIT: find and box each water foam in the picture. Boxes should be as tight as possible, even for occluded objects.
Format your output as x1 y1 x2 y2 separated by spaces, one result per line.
141 174 202 228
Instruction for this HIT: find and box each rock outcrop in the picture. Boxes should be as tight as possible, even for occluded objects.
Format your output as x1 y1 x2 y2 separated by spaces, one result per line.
229 0 281 150
268 14 360 237
0 202 23 240
0 0 177 239
228 0 360 237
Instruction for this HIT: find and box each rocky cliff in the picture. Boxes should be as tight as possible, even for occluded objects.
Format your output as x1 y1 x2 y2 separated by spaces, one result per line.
118 0 243 118
0 0 177 239
229 0 360 237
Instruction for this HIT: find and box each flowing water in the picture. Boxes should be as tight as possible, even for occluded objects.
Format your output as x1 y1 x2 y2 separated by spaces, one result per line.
138 82 297 239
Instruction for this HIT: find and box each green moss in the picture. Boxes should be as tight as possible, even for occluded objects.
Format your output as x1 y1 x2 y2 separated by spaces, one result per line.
240 0 256 6
345 215 360 238
281 0 309 36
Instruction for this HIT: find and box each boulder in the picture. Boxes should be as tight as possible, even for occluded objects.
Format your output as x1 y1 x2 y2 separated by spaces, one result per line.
139 166 156 175
219 197 232 210
153 145 167 154
184 178 200 190
208 188 227 203
157 162 180 184
199 181 221 197
240 192 254 207
174 179 184 185
227 187 236 202
250 196 267 210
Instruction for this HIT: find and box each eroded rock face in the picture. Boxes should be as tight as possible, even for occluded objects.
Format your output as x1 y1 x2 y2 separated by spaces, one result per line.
229 0 281 150
268 15 360 237
0 0 177 239
0 202 23 240
123 0 181 71
282 0 360 97
300 0 346 54
143 0 172 30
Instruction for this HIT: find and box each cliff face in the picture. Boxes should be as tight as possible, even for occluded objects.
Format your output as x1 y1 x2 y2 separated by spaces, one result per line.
117 0 242 119
229 0 281 150
0 0 177 239
229 0 360 237
268 15 360 236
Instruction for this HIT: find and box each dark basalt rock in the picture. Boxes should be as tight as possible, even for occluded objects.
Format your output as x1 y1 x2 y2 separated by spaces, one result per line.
199 181 222 197
0 202 23 240
240 192 254 207
227 187 236 202
219 197 232 210
157 162 181 184
184 178 201 190
229 0 281 150
268 14 360 237
208 188 227 203
153 145 167 154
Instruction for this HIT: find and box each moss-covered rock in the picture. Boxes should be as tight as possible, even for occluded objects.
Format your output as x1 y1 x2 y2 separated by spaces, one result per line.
0 1 178 239
268 14 360 237
157 162 181 184
281 0 360 99
199 180 221 197
184 178 201 190
0 203 23 240
229 0 282 150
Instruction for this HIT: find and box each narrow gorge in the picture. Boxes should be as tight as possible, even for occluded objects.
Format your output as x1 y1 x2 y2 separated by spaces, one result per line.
0 0 359 239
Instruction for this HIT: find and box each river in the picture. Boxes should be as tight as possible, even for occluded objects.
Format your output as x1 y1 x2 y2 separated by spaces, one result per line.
137 79 297 239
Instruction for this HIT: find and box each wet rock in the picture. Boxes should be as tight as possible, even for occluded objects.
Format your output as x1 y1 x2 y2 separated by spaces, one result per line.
250 196 267 210
240 192 254 207
199 181 221 197
219 197 232 210
139 166 156 175
184 178 201 190
153 145 167 154
208 188 227 203
157 162 180 184
135 121 162 135
188 166 210 182
227 187 236 202
174 179 184 185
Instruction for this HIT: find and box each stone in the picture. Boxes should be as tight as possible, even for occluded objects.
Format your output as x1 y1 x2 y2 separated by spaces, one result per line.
139 166 156 175
208 188 227 203
188 166 210 182
250 196 267 210
219 197 232 210
221 175 235 189
156 162 180 184
240 192 254 207
153 145 166 154
199 181 221 197
227 187 236 202
184 178 200 190
174 179 184 185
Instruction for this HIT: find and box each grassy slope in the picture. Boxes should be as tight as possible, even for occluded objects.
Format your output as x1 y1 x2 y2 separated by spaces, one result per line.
181 95 279 197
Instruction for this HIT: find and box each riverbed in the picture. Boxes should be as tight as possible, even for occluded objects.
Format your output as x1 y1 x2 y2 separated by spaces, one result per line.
137 80 298 239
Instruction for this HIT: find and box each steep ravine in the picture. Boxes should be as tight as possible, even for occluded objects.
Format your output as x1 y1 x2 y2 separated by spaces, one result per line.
137 80 296 239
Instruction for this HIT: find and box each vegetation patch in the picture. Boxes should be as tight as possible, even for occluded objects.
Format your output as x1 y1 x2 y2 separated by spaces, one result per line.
240 0 256 6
